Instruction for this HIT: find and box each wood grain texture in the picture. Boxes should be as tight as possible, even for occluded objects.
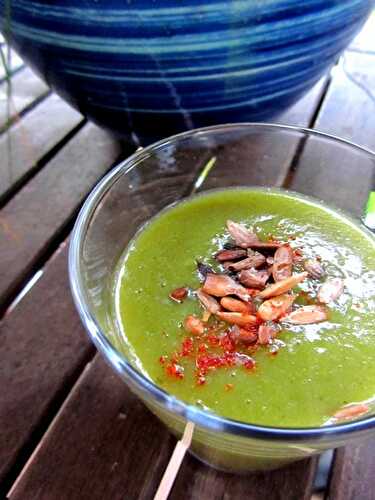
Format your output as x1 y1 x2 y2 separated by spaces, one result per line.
170 454 317 500
7 351 317 500
9 355 175 500
328 439 375 500
274 77 328 127
314 53 375 148
289 51 375 216
196 78 328 191
0 66 49 131
0 93 82 199
0 243 95 491
0 122 122 308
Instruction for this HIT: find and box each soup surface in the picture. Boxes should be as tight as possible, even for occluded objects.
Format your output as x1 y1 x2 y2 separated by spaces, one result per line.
114 188 375 427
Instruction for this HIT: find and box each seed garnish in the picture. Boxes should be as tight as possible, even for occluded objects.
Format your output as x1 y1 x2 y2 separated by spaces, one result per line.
164 216 350 415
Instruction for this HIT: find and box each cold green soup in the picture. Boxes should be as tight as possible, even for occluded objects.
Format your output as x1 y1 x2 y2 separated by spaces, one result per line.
113 188 375 427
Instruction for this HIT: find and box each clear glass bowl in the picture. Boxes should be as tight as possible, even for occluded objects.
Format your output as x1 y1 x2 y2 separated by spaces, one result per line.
69 123 375 472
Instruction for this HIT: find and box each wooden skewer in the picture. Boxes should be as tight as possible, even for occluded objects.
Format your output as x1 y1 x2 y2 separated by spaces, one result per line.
153 421 195 500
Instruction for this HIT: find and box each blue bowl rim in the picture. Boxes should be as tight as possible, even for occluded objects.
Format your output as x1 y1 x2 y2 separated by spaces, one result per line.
69 122 375 442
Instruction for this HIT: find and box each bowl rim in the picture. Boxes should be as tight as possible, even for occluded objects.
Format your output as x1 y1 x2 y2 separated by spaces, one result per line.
69 122 375 442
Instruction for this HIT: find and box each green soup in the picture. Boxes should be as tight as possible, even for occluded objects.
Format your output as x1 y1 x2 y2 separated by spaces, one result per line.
113 188 375 427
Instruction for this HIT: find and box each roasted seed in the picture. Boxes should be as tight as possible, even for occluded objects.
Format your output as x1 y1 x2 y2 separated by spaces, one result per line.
196 289 220 314
239 269 271 289
220 297 253 314
304 259 326 279
184 315 205 335
226 220 259 248
333 403 370 421
230 325 258 345
259 272 308 299
258 323 279 345
248 242 282 251
317 278 344 303
226 252 266 272
248 249 268 264
215 248 247 262
257 294 296 321
169 287 188 303
203 273 250 301
272 245 293 282
282 305 328 324
216 311 257 327
222 261 236 270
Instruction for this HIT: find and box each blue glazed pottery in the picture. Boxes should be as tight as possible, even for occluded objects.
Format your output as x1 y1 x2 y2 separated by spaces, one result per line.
0 1 373 141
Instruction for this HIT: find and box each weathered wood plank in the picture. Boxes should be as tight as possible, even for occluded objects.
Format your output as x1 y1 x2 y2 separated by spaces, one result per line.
0 93 82 200
191 77 328 191
289 51 375 216
0 66 49 131
170 455 317 500
275 77 328 127
9 355 175 500
316 53 375 148
0 244 95 492
8 351 317 500
0 122 122 308
328 439 375 500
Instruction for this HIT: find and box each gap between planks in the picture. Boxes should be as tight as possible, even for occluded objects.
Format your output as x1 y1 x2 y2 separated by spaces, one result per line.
7 361 95 498
0 90 52 135
0 212 75 318
0 241 98 497
0 118 87 208
0 66 51 134
0 125 131 317
282 75 332 190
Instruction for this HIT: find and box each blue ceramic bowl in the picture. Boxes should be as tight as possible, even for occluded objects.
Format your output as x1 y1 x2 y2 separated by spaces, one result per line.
1 1 373 142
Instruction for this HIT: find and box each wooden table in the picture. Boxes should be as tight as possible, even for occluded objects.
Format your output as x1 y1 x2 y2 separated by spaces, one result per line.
1 15 375 500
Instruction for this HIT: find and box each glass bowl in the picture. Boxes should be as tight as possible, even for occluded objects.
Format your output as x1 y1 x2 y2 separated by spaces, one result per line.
69 123 375 472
